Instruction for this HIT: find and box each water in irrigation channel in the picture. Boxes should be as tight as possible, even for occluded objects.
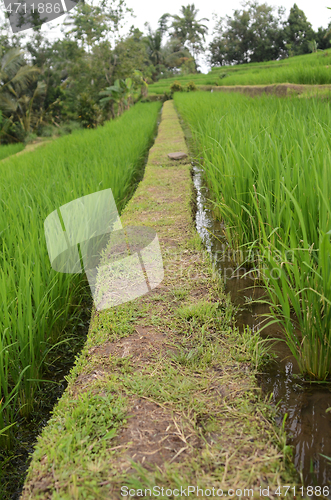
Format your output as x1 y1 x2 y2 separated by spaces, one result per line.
192 163 331 490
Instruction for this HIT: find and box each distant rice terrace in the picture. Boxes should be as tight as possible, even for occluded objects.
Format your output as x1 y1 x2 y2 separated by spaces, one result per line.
149 50 331 95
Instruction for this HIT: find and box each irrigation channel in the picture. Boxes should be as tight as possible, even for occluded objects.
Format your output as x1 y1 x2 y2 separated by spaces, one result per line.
192 163 331 490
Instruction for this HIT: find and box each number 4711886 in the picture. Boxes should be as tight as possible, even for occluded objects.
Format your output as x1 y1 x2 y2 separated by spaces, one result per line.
3 3 62 13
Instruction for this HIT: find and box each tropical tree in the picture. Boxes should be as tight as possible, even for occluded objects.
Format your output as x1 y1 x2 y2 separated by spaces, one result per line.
169 4 208 63
63 0 132 52
308 40 318 53
209 8 251 65
0 47 40 95
11 81 47 133
0 47 43 140
120 77 134 109
284 3 315 56
209 2 286 66
112 28 151 80
248 2 287 62
158 13 170 36
77 92 103 128
99 77 134 117
37 38 88 123
209 32 227 66
145 25 163 66
63 3 109 52
314 26 331 51
162 37 195 74
133 70 148 98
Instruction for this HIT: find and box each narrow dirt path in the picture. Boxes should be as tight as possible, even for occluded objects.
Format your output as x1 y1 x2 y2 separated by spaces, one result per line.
22 101 300 500
0 138 52 163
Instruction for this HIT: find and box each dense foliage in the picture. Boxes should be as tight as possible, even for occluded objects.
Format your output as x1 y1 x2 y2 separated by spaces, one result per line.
209 2 330 65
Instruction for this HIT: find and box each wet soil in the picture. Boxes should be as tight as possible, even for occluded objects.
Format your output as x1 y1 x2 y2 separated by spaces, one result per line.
192 163 331 490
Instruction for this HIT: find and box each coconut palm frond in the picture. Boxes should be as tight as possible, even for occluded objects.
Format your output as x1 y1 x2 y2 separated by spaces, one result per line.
0 48 47 137
0 93 18 113
10 65 40 90
6 83 18 97
32 81 47 98
0 48 25 77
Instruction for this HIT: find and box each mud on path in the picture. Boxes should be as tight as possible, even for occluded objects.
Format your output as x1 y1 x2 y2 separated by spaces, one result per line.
21 102 300 500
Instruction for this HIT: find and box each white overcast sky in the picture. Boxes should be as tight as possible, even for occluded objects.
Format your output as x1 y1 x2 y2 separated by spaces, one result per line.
9 0 331 73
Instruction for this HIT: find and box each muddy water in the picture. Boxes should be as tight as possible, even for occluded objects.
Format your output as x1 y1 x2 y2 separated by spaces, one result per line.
193 164 331 490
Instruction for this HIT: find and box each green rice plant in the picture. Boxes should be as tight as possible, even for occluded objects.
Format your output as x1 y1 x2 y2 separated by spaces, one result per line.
213 63 331 86
255 236 331 380
149 50 331 95
0 142 24 161
0 102 161 449
174 91 331 380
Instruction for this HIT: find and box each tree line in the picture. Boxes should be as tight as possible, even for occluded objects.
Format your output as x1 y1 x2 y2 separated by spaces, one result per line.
0 0 329 143
209 2 330 65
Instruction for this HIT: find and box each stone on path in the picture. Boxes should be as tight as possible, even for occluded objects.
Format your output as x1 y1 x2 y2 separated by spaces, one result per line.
167 152 188 160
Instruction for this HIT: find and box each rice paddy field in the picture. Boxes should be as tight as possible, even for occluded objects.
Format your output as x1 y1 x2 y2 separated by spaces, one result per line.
210 50 331 86
149 50 331 95
0 101 161 449
174 91 331 381
0 142 24 161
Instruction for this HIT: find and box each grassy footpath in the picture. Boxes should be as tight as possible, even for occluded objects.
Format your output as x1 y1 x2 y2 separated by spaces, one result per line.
21 101 300 500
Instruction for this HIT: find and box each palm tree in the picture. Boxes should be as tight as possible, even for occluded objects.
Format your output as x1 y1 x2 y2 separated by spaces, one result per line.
145 26 164 67
0 48 43 139
14 82 47 133
133 70 148 98
163 38 194 72
99 78 134 117
170 4 209 63
0 48 40 99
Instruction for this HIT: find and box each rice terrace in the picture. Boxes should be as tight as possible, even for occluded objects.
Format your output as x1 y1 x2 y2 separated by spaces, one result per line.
1 0 331 499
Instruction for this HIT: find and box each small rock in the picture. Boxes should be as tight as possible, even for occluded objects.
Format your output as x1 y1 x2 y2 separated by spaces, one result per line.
167 152 188 160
